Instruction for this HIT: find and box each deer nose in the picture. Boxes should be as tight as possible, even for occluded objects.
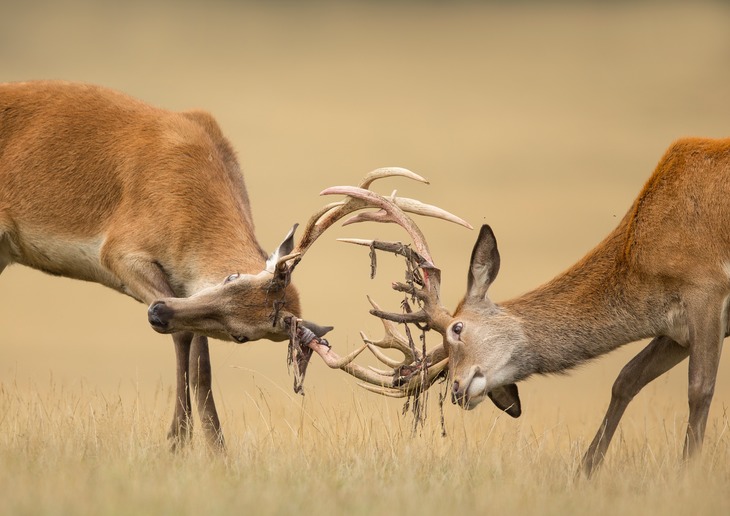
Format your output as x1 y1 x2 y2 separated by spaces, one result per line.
451 380 463 405
148 301 172 332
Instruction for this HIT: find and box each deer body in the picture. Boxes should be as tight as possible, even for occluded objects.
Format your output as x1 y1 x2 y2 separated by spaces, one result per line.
449 138 730 473
1 81 266 295
336 138 730 474
1 80 468 448
0 81 302 447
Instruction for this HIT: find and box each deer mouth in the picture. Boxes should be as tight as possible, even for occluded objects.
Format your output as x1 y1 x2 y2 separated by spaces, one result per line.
452 367 488 410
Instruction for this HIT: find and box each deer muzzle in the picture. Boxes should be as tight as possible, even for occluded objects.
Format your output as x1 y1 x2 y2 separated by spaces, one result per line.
148 301 174 333
451 366 488 410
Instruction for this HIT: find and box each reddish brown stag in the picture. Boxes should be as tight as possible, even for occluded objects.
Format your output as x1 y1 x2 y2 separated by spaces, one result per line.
0 80 468 449
314 138 730 475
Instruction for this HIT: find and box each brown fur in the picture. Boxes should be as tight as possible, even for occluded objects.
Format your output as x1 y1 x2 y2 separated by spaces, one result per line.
439 138 730 474
0 81 301 448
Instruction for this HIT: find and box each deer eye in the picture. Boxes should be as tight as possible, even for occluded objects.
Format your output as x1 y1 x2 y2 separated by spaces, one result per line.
452 322 464 338
224 273 240 284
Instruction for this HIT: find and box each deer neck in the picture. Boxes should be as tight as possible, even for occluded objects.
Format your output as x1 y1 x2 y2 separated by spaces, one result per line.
501 234 662 377
163 226 269 296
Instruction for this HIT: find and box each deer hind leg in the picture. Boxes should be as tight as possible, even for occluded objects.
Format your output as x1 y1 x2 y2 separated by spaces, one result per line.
683 300 726 459
582 336 688 477
189 335 225 450
0 228 11 275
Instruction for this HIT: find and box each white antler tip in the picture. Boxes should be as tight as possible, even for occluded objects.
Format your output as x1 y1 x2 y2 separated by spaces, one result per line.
363 167 429 187
336 238 374 246
319 186 348 196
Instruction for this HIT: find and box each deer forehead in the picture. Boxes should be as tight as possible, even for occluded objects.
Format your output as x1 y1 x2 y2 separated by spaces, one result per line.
186 272 262 296
454 299 499 322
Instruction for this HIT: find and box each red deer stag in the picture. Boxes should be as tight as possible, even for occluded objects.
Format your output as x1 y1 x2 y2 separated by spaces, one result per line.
309 138 730 475
0 80 468 449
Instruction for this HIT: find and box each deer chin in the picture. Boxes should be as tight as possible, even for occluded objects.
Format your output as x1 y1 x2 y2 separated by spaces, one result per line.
452 365 487 409
466 374 488 398
454 362 520 411
460 374 489 410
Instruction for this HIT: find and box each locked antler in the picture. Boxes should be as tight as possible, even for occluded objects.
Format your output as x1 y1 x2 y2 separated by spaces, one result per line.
273 168 468 394
292 175 468 398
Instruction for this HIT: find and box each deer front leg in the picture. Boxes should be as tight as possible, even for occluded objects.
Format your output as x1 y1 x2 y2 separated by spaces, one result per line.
582 336 688 477
101 246 224 450
189 335 225 450
169 331 194 450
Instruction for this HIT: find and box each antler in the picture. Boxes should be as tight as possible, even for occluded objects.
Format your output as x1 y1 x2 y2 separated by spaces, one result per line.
355 297 449 398
306 247 452 397
277 167 467 394
276 167 470 276
291 172 466 399
336 239 452 331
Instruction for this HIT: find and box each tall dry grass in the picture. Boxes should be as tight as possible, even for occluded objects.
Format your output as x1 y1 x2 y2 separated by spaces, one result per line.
1 376 728 515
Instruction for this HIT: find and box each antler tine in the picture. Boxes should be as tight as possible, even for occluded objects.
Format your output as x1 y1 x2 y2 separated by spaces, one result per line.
321 186 436 266
358 167 429 189
343 195 473 230
392 196 472 229
358 383 408 398
337 239 447 331
337 239 429 266
314 343 370 369
305 333 449 394
362 296 415 357
356 357 450 398
277 201 345 270
361 332 415 367
330 293 421 372
307 338 398 387
277 167 433 274
363 343 403 369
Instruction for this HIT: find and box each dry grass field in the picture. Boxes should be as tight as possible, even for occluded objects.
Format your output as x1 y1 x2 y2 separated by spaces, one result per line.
2 1 730 514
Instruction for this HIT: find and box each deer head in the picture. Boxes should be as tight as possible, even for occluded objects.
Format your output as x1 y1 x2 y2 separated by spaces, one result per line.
147 224 306 343
306 222 522 418
444 225 525 413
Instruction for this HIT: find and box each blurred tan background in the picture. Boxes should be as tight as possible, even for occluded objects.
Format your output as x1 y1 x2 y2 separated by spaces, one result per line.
2 1 729 441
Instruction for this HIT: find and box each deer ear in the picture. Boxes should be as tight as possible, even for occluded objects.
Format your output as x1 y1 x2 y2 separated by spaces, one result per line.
487 383 521 418
466 225 500 301
266 223 299 274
